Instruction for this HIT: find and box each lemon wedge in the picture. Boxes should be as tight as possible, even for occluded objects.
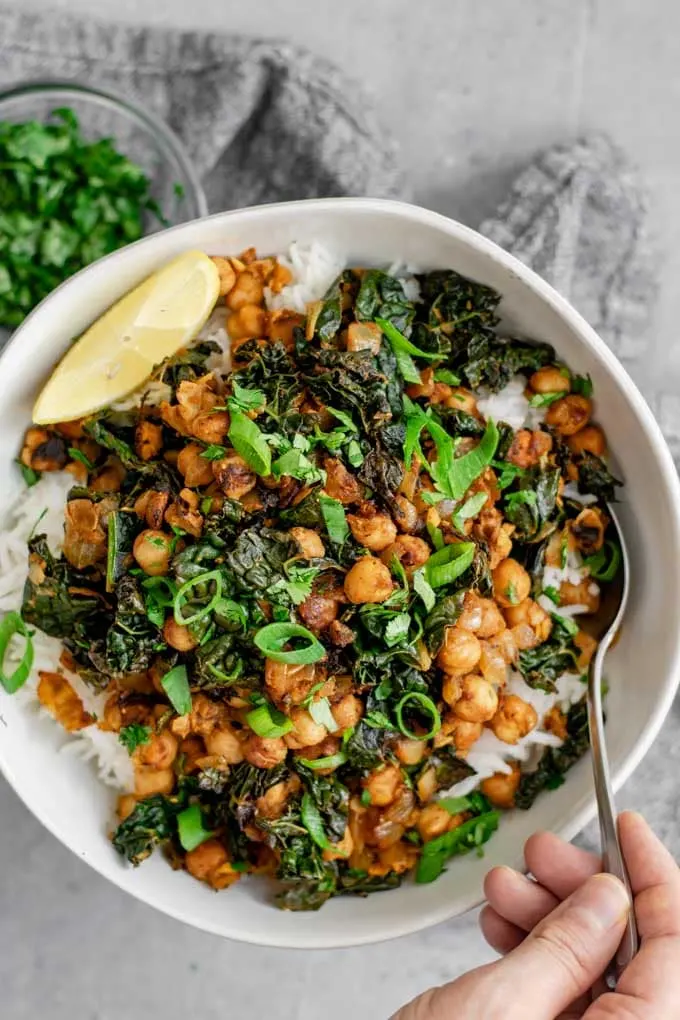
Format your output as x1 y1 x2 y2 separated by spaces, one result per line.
33 250 220 424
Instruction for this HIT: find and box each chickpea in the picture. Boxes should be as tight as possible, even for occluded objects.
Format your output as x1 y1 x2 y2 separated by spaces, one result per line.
256 780 294 820
416 766 437 804
544 706 568 741
132 529 172 576
505 599 552 644
243 734 288 768
117 794 138 821
163 617 199 652
406 367 435 400
226 304 267 340
567 424 607 457
185 839 228 881
478 640 508 686
177 443 214 487
289 526 325 559
481 764 521 809
204 724 244 763
440 715 482 756
322 825 354 862
506 429 554 469
492 558 531 608
269 261 293 293
134 766 175 798
135 731 178 769
453 674 499 723
165 488 203 539
192 409 230 446
135 420 163 462
268 308 304 347
437 627 482 674
346 321 382 354
298 595 338 632
134 489 170 530
445 387 478 415
560 579 600 614
529 366 571 395
571 507 607 555
226 269 264 310
485 628 517 665
442 673 463 707
380 535 430 573
284 708 327 749
489 694 538 744
477 598 506 639
417 803 454 842
344 556 393 604
212 454 257 499
331 694 364 732
545 394 592 436
347 508 397 552
394 737 426 766
392 495 419 534
362 764 402 807
324 458 363 505
574 630 597 671
211 256 237 296
264 659 317 704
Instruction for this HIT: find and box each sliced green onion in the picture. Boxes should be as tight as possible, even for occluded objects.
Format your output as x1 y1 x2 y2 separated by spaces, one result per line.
584 540 621 582
437 795 473 815
446 418 499 500
206 660 244 684
319 493 349 546
434 368 461 385
0 612 34 694
161 664 192 716
528 392 563 408
572 374 593 397
424 542 476 589
228 408 272 476
246 700 294 738
452 490 488 531
394 691 441 741
300 791 333 850
375 317 442 361
309 697 339 732
551 612 580 638
413 569 436 611
173 569 223 626
392 345 421 383
68 446 95 470
16 459 40 487
177 804 214 852
254 622 326 665
298 751 348 770
415 810 500 883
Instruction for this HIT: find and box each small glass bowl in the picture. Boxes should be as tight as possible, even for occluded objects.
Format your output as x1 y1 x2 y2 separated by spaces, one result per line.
0 81 208 345
0 80 208 224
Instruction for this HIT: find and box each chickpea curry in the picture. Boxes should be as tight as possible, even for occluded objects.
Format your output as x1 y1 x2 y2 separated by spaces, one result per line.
10 252 622 910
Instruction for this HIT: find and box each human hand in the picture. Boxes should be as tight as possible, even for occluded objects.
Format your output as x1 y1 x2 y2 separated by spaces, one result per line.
392 812 680 1019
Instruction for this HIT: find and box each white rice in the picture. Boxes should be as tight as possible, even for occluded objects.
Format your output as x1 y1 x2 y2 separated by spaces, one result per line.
265 241 346 314
477 374 530 431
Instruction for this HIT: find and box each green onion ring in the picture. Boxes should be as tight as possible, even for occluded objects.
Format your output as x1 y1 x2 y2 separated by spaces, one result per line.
394 691 441 741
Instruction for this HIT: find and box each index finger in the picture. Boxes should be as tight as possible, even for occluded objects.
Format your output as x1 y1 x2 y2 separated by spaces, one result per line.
597 812 680 1015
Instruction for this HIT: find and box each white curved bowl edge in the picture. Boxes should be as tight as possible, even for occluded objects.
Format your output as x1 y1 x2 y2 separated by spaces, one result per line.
1 198 679 949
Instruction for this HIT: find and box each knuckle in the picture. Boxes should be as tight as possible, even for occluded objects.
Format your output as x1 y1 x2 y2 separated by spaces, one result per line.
585 993 647 1020
531 916 595 992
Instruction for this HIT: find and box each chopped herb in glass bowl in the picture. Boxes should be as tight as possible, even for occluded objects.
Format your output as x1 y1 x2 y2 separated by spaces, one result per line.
0 81 207 335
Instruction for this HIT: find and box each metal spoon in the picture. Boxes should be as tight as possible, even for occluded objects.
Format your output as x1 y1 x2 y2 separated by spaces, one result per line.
583 504 638 986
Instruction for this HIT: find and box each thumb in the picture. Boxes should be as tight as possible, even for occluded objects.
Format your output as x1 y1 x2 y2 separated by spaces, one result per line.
497 873 630 1019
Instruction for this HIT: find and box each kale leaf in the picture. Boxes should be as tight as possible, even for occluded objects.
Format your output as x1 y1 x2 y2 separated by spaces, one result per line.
425 747 475 791
22 535 109 646
423 591 466 655
299 344 394 433
517 615 580 693
503 465 562 543
104 575 161 676
355 269 415 334
357 442 403 506
515 698 590 809
576 452 621 503
111 794 178 865
294 764 349 844
233 339 302 417
223 527 297 596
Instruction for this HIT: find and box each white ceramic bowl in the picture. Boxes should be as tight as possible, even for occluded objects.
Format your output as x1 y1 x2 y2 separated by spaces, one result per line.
1 198 679 949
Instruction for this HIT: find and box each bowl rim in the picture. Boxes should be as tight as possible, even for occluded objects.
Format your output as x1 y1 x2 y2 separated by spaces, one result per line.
2 196 680 948
0 78 209 220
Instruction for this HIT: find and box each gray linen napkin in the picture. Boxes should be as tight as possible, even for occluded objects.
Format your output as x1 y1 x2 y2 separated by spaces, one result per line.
0 6 404 208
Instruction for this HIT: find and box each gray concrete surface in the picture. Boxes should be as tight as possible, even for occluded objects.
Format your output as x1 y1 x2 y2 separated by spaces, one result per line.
2 2 680 1018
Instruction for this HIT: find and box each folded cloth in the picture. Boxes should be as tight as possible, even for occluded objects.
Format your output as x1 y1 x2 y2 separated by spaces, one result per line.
0 5 405 210
479 134 658 370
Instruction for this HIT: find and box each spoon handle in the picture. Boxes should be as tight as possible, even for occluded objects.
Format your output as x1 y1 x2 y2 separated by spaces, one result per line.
587 643 639 986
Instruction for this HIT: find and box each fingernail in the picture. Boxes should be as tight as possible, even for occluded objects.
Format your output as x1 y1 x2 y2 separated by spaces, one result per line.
571 873 630 930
